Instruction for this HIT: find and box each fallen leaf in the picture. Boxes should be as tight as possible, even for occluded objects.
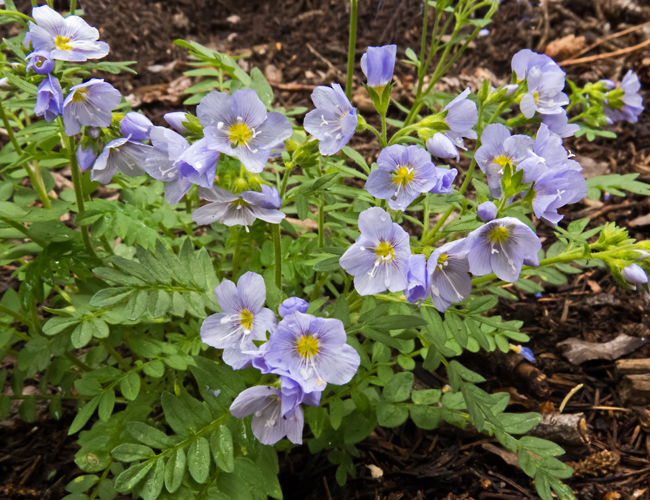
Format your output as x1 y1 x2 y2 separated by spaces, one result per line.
481 443 518 467
630 213 650 227
545 34 586 59
558 334 648 365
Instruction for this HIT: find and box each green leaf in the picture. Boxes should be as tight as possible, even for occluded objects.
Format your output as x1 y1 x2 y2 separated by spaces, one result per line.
112 443 155 462
19 396 36 423
69 395 101 435
187 437 210 484
341 146 370 174
115 461 155 493
519 436 565 457
538 457 573 479
329 398 344 430
518 449 538 478
140 458 165 500
120 372 141 401
445 313 467 348
411 389 441 405
43 316 79 336
500 413 541 434
161 392 193 437
383 372 414 403
377 402 409 427
368 315 427 331
448 360 485 383
164 448 186 494
127 422 172 450
249 67 274 107
65 475 99 493
98 389 115 421
211 425 235 473
410 405 442 430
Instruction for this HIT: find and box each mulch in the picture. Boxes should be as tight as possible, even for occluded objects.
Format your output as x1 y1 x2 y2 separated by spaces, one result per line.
2 0 650 498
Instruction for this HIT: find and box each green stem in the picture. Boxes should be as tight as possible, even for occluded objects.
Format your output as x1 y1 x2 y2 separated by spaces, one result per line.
318 196 325 247
421 194 430 242
380 112 387 147
345 0 358 99
271 223 282 292
65 134 95 256
0 304 23 323
69 0 77 15
417 0 430 93
89 460 113 500
0 217 46 247
184 194 192 214
101 340 133 373
0 100 51 209
0 10 33 21
279 163 294 199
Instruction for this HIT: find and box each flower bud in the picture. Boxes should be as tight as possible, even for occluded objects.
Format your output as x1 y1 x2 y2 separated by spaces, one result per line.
0 77 12 91
478 78 490 102
477 200 497 222
623 264 648 287
278 297 309 318
164 111 191 134
233 177 248 193
120 112 153 141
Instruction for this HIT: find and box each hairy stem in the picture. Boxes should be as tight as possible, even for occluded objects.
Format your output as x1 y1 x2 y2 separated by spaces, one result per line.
345 0 358 99
66 134 96 256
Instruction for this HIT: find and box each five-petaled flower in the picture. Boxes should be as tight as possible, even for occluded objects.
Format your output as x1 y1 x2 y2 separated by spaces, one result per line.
602 70 644 124
62 79 122 136
426 239 472 312
25 5 110 62
426 88 478 161
201 272 277 370
339 207 411 295
91 137 151 184
263 312 360 393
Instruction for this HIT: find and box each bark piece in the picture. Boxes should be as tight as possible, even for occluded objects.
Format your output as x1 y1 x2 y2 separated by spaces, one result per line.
615 358 650 377
619 374 650 405
489 351 550 398
528 412 591 447
557 334 648 365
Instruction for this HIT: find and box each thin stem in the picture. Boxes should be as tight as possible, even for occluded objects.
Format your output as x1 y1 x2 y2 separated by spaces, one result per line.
0 10 33 21
65 134 95 256
271 223 282 293
345 0 358 99
89 460 113 500
318 196 325 247
279 163 294 199
421 194 430 242
101 340 133 373
417 1 430 93
380 112 387 147
0 217 46 247
185 194 192 214
0 100 51 208
69 0 77 15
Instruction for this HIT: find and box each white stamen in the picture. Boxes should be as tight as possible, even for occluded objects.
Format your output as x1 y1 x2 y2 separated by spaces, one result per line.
320 116 329 127
556 188 565 200
217 122 224 130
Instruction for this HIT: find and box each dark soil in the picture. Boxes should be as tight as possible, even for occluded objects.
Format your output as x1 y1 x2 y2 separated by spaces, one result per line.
3 0 650 499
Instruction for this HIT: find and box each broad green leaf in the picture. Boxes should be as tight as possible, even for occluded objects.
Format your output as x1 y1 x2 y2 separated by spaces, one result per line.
383 372 413 403
187 437 210 484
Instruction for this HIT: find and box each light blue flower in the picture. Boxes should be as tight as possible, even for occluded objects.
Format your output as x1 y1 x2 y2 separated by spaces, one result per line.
531 168 586 226
76 144 97 172
192 185 285 230
477 201 497 222
404 254 428 304
426 238 471 312
197 89 293 173
426 88 478 161
25 5 109 62
91 137 151 184
543 110 579 138
263 311 360 393
603 70 644 124
62 79 122 136
467 217 541 283
144 126 195 204
303 84 358 156
201 272 277 370
35 74 63 122
430 167 458 194
339 207 411 295
365 145 438 211
120 112 153 141
361 44 397 90
25 50 54 75
279 297 309 318
164 111 191 134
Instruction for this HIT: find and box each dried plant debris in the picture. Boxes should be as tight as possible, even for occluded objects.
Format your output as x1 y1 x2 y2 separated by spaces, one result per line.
557 334 648 365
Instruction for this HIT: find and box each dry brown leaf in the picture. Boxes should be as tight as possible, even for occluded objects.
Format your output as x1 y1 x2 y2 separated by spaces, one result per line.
481 443 518 467
558 334 648 365
545 35 586 60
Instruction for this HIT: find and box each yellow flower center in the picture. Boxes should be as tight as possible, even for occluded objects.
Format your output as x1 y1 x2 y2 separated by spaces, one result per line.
393 166 415 186
489 226 510 244
533 92 539 104
229 122 252 146
240 310 253 331
72 88 88 103
35 57 44 68
296 335 319 359
375 241 395 262
435 253 448 272
371 85 386 95
55 36 73 51
493 155 511 168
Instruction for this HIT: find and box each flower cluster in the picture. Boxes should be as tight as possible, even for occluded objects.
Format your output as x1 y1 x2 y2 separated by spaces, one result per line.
201 273 360 444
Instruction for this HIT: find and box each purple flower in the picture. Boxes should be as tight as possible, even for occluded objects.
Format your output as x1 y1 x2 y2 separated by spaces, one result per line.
120 112 153 141
512 49 568 118
279 297 309 318
63 79 122 136
511 345 535 362
25 50 54 74
604 70 644 124
429 167 458 194
426 239 471 312
543 111 579 138
426 88 478 161
531 168 586 225
230 383 305 445
475 123 535 198
192 185 285 230
623 264 648 287
365 145 438 211
197 89 292 173
524 123 581 173
467 217 541 283
145 126 195 204
201 272 277 370
361 44 397 90
34 74 63 122
339 207 410 295
303 84 358 156
91 137 150 184
175 139 220 189
76 144 97 172
477 201 497 222
25 5 109 62
405 254 428 304
263 311 360 393
164 111 191 134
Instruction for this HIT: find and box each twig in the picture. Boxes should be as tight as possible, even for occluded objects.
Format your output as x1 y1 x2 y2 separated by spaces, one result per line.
561 38 650 66
559 383 584 413
562 21 650 63
306 43 345 79
270 82 318 91
535 0 550 52
322 477 333 500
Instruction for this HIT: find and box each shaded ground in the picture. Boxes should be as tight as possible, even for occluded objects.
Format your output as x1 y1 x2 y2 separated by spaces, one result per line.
3 0 650 498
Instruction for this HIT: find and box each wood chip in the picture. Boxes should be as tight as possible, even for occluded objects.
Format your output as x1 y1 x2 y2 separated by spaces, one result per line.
558 334 648 365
